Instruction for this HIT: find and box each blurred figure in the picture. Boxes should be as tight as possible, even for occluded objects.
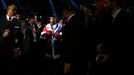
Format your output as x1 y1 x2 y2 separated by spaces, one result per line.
79 4 96 75
40 16 63 75
62 3 87 75
94 0 134 75
21 12 39 75
15 13 23 21
57 19 64 37
0 4 23 75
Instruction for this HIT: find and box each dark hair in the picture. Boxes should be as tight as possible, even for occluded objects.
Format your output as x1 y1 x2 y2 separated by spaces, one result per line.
49 15 55 18
27 12 35 19
63 1 75 12
114 0 124 7
48 15 55 20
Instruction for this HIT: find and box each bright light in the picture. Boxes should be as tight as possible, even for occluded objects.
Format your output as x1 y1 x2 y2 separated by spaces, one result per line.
1 0 7 10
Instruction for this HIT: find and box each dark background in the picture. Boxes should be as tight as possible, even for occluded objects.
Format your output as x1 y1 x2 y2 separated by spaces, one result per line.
0 0 134 18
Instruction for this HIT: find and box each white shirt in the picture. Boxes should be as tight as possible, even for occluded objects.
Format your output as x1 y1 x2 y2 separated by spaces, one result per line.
41 23 58 36
45 23 58 33
6 15 13 21
112 8 121 22
67 13 75 22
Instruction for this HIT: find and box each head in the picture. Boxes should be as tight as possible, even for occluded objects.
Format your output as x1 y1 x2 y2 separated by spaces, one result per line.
49 16 56 25
37 18 42 26
15 13 22 20
58 19 64 25
7 4 17 16
63 3 75 20
96 0 124 14
28 13 36 24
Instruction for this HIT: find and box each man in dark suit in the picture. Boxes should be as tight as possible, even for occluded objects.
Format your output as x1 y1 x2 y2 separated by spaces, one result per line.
0 4 23 74
21 12 40 75
62 3 88 75
95 0 134 74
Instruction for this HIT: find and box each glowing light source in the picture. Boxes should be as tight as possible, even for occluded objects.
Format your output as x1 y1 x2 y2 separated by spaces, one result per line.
1 0 7 10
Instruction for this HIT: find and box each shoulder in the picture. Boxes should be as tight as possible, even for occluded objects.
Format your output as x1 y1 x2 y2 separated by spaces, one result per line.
68 14 80 23
118 9 132 18
45 23 52 30
45 23 51 28
0 16 7 27
0 16 7 22
46 23 50 26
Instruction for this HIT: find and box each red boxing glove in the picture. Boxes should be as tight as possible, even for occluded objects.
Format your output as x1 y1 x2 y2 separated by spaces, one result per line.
54 32 60 39
44 30 52 38
46 30 52 36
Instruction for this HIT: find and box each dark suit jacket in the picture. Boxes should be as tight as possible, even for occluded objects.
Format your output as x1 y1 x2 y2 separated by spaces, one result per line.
93 9 134 74
62 14 86 64
0 16 23 58
103 9 134 72
21 20 35 52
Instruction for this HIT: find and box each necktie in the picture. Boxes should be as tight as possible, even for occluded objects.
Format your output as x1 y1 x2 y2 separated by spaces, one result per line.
9 17 12 21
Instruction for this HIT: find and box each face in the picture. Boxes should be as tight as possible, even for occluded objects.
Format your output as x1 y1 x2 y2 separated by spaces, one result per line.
8 6 17 16
103 0 113 13
103 0 111 8
96 0 112 14
16 14 21 20
63 9 68 20
37 21 42 26
30 18 36 24
59 20 63 25
49 17 55 25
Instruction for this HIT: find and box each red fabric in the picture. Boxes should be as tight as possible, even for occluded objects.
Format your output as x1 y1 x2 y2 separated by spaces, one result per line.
46 30 52 36
43 27 47 32
54 32 60 39
43 28 52 35
96 0 105 10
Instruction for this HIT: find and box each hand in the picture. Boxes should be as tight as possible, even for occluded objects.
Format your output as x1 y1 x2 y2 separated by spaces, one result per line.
64 63 71 74
2 29 10 38
96 54 109 63
40 33 46 39
96 43 104 52
13 48 21 59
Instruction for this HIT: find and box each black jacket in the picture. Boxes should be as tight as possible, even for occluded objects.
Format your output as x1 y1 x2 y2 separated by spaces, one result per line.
0 16 23 58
